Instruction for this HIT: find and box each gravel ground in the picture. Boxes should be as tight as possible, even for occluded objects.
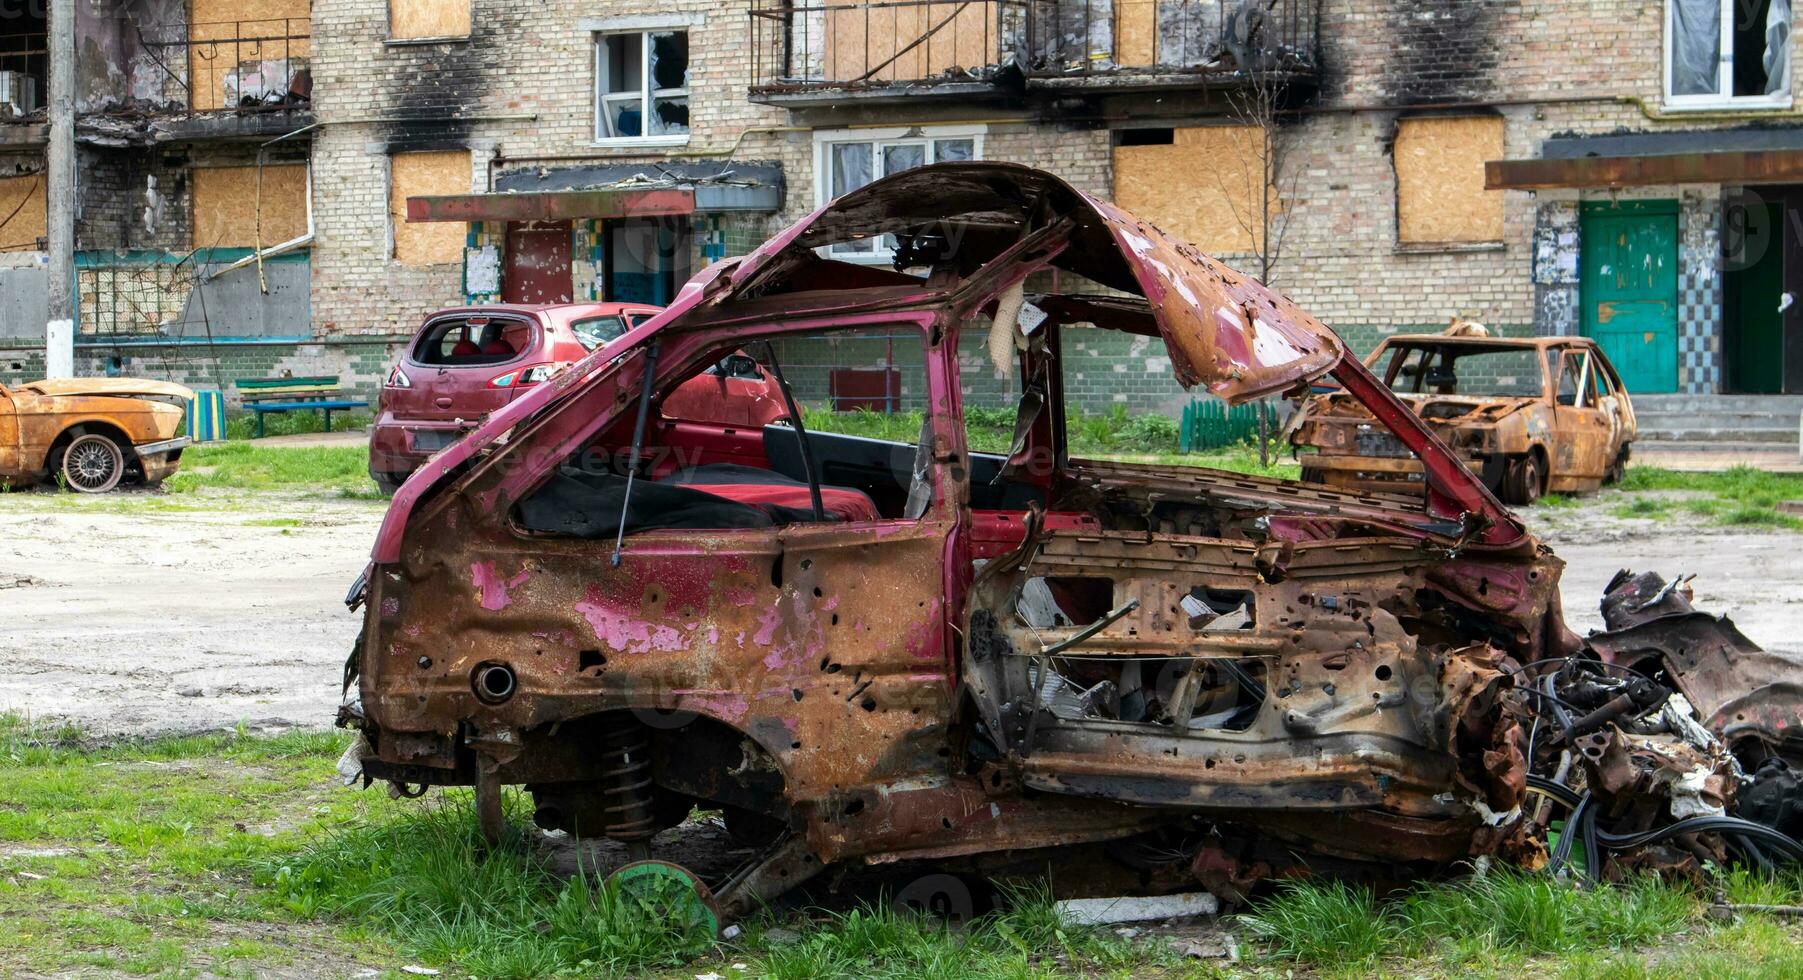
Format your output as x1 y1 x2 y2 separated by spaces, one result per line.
0 484 1797 735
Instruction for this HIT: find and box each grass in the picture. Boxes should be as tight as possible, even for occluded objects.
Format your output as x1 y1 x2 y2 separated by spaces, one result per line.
164 442 383 499
1604 465 1803 531
1243 869 1800 976
3 711 1802 978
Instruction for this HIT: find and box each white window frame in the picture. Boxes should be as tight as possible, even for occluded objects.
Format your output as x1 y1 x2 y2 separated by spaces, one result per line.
812 125 987 263
594 29 691 147
1664 0 1793 111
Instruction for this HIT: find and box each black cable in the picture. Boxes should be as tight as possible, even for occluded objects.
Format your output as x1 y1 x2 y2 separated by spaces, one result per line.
1593 817 1803 864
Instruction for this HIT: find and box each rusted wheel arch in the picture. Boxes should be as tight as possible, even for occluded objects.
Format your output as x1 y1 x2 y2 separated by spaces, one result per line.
47 422 140 486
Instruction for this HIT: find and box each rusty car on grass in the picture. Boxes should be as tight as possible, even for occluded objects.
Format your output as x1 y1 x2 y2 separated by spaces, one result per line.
338 164 1802 923
1288 332 1636 504
0 377 192 493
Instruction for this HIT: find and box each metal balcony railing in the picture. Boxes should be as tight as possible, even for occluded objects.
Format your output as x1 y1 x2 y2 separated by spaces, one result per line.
137 18 311 114
748 0 1318 97
1030 0 1318 81
750 0 1035 95
0 33 46 119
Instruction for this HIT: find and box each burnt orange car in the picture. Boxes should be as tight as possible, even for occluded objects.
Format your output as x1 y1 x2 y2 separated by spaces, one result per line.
1289 335 1636 504
0 378 192 493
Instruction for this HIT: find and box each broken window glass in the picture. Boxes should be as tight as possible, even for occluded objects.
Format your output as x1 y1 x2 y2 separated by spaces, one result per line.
596 31 690 140
1669 0 1791 102
822 133 982 259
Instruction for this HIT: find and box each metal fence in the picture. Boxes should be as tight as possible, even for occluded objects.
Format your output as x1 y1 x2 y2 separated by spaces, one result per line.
1178 398 1276 453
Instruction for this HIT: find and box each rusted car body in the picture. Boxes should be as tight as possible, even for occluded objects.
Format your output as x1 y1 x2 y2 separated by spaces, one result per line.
1289 335 1636 505
341 164 1799 916
0 377 192 493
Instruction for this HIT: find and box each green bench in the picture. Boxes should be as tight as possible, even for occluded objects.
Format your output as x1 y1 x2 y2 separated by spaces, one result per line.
236 375 369 438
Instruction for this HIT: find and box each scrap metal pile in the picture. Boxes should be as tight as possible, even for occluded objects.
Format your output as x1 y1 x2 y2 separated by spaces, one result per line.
1513 571 1803 882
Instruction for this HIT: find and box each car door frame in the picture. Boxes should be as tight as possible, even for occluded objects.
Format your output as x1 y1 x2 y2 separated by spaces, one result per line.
1549 346 1611 485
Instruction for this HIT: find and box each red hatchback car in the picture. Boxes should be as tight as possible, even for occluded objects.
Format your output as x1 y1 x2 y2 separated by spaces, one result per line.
370 304 661 493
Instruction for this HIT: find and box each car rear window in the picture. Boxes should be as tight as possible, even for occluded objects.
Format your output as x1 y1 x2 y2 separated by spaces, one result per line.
571 315 629 352
413 317 534 367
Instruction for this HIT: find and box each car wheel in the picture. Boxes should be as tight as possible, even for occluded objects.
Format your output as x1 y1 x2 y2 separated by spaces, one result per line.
59 433 126 494
1604 447 1630 485
1503 452 1544 506
1300 467 1326 485
374 474 408 497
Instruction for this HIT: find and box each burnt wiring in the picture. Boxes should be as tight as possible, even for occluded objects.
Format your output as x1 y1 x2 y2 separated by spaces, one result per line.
1514 655 1803 884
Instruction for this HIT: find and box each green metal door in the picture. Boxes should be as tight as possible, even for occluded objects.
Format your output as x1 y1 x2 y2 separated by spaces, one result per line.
1581 201 1680 394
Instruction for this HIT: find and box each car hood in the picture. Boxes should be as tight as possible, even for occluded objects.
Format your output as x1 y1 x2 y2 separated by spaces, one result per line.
17 378 195 401
698 163 1344 404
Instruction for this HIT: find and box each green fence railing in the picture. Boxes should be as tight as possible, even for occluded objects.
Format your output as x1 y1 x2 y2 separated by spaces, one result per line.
1178 399 1276 454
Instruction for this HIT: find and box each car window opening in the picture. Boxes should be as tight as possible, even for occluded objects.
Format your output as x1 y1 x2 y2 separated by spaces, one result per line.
514 325 940 539
414 316 533 367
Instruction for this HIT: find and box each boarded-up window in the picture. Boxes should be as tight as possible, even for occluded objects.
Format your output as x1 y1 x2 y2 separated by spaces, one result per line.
188 0 312 112
0 175 47 252
390 150 471 266
1113 126 1275 255
1395 116 1506 245
391 0 471 39
822 0 991 83
192 165 310 249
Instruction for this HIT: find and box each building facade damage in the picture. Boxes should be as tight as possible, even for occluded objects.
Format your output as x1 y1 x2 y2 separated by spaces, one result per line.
338 164 1803 921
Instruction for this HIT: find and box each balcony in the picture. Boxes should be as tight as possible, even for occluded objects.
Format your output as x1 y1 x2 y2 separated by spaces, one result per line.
135 18 312 116
749 0 1035 104
748 0 1319 105
0 33 46 121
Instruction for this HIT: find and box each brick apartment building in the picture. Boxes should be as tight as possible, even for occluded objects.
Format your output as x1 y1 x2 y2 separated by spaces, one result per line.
3 1 1802 433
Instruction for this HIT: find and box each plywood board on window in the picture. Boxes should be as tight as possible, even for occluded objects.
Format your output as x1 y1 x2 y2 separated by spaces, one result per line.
823 0 992 84
391 0 472 40
0 174 47 251
1395 116 1506 244
391 150 471 266
188 0 313 112
1115 0 1156 66
1113 125 1274 255
192 164 309 249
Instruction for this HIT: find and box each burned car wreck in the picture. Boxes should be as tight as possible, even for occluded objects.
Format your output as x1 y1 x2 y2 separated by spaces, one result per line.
340 163 1803 921
1288 332 1636 505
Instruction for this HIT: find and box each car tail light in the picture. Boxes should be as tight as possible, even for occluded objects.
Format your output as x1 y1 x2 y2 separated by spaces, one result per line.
386 365 411 388
490 363 566 388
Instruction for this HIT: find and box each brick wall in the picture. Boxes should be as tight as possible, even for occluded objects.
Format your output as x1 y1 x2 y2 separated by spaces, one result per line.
291 0 1803 398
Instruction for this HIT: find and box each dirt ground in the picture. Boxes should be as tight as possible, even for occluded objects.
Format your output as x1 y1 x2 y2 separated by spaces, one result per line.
0 484 1798 735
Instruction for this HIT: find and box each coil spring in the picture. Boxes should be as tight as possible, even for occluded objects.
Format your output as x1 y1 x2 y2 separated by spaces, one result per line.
599 716 657 842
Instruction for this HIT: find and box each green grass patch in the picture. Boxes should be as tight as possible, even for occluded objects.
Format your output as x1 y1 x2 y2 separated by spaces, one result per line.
1243 871 1704 973
165 442 381 499
1615 465 1803 531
